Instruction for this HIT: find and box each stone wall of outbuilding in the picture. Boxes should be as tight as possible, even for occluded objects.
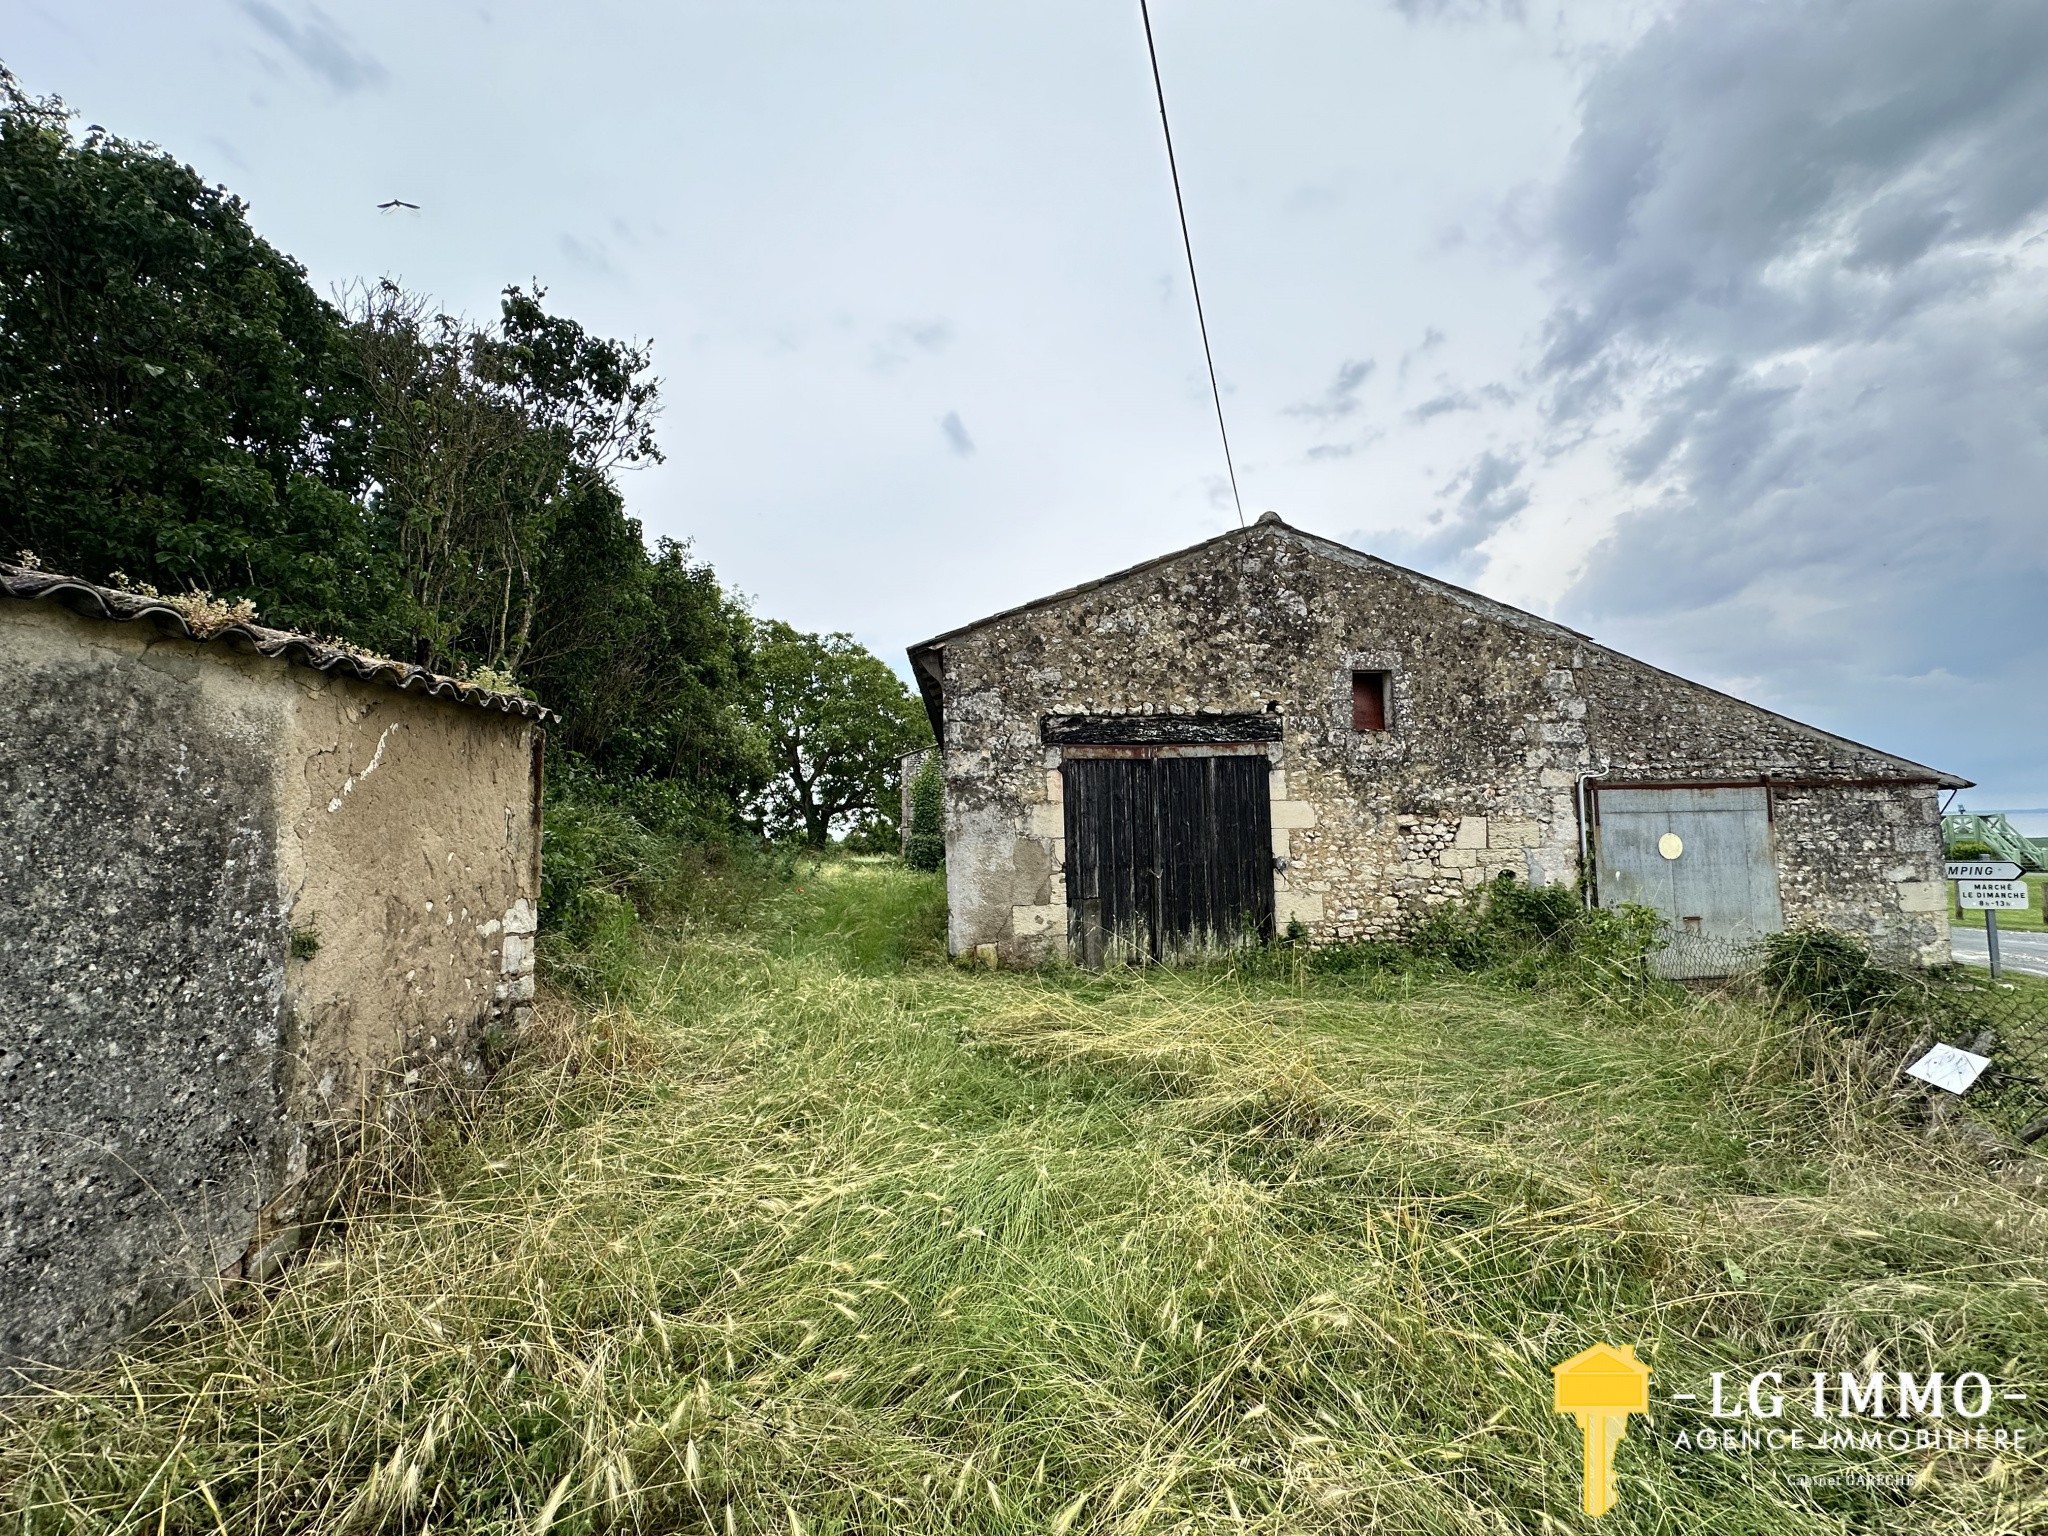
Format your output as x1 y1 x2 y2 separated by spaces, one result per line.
1 597 542 1380
918 519 1955 968
1771 782 1950 964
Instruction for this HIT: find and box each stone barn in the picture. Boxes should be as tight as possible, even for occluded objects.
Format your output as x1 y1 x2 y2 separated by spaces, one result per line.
2 564 548 1380
905 515 1965 971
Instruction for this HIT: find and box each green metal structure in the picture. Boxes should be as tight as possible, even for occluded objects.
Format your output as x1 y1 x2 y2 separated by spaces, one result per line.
1942 811 2048 873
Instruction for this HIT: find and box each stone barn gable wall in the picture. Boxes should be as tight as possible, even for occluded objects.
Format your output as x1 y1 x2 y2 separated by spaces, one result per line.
915 520 1958 967
1 595 542 1380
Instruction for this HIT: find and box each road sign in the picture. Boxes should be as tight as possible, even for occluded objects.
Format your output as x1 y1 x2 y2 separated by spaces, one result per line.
1946 860 2023 882
1958 879 2029 910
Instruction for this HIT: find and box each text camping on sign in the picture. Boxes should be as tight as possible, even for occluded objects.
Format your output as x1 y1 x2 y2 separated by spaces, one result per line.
1957 879 2030 911
1944 860 2023 882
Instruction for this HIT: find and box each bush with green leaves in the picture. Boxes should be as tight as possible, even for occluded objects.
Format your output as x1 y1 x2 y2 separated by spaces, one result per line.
1754 926 2010 1062
0 73 766 831
1307 872 1658 978
906 753 945 871
0 69 387 637
1757 928 1912 1029
1248 874 1664 1005
538 759 794 989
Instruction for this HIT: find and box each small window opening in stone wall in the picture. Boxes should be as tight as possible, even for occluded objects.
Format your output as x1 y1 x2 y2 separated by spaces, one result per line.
1351 670 1390 732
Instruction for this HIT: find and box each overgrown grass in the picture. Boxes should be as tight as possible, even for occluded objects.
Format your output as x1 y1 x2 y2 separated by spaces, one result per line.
1757 927 2048 1136
4 865 2045 1533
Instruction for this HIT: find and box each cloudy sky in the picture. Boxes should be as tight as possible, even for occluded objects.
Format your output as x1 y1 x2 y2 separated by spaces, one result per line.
12 0 2046 809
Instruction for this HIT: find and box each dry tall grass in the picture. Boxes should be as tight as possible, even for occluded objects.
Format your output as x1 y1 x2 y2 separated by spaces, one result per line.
3 862 2043 1533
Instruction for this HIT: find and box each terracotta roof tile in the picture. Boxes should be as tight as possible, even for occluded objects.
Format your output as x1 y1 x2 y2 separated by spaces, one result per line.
1 564 554 723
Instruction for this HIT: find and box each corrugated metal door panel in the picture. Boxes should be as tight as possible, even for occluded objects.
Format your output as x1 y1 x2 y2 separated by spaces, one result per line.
1594 786 1783 978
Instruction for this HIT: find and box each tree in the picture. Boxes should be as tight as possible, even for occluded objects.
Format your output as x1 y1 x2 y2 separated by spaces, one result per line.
346 281 661 677
0 67 787 848
748 623 933 846
525 529 768 819
349 283 767 820
0 71 387 637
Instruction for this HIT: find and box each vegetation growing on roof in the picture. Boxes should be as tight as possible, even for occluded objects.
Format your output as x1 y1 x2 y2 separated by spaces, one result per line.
100 571 260 638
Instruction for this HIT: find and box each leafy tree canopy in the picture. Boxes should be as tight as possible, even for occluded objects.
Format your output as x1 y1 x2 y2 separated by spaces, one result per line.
0 68 919 857
0 69 383 636
345 280 659 675
749 622 932 846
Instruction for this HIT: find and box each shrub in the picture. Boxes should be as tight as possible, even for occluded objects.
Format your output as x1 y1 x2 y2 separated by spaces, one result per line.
1483 876 1584 945
1757 928 1903 1024
538 793 662 940
1754 925 2017 1056
905 753 945 871
538 756 791 969
1294 873 1662 988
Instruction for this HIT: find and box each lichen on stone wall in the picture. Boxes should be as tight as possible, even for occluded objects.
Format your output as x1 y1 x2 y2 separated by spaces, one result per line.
915 520 1958 970
1 639 288 1377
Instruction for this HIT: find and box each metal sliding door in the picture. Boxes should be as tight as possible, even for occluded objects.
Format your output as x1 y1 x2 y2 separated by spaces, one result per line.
1594 785 1783 977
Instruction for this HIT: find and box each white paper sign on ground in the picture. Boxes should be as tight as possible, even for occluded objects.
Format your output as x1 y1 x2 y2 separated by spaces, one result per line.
1957 879 2030 910
1905 1043 1993 1094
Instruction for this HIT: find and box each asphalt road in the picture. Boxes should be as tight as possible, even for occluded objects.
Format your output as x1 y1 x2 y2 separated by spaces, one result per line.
1950 924 2048 978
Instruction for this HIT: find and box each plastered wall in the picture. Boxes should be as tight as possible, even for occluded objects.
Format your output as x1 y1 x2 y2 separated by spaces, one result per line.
1 601 539 1379
922 521 1954 968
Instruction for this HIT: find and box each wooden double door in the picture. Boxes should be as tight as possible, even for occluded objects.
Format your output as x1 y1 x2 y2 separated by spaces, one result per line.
1061 749 1275 965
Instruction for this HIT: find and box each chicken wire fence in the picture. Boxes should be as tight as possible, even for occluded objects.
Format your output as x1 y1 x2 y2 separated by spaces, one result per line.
1935 980 2048 1145
1652 930 2048 1150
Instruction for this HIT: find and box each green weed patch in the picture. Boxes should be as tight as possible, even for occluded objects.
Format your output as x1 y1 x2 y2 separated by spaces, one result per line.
4 864 2044 1533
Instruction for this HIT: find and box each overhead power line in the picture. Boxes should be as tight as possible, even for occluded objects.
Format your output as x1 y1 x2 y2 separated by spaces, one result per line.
1139 0 1245 528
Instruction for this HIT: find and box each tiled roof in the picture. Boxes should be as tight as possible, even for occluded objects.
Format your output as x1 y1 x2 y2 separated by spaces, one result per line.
1 563 554 722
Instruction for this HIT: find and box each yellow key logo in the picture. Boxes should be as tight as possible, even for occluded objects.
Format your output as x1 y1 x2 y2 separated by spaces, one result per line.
1553 1343 1651 1517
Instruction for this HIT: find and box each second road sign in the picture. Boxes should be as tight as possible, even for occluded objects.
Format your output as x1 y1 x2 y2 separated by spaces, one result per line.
1957 880 2030 910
